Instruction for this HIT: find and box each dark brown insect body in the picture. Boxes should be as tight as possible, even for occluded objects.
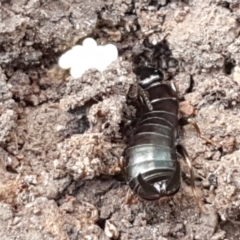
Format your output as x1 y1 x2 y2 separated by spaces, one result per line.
124 66 183 201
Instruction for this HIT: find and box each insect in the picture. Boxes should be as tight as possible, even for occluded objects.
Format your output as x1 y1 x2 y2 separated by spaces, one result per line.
124 66 202 207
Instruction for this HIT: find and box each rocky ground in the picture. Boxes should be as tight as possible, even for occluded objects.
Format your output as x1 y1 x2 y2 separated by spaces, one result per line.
1 0 240 239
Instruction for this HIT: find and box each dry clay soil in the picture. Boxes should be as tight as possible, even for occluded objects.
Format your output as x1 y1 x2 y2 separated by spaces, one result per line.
1 0 240 239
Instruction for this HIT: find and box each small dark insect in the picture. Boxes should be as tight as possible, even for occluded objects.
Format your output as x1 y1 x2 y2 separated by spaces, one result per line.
124 66 203 206
208 174 218 189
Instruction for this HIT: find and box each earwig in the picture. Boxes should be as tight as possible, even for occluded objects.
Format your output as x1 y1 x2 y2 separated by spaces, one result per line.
124 66 203 208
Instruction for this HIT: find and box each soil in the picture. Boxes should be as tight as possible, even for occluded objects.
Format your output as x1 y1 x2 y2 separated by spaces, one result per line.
1 0 240 239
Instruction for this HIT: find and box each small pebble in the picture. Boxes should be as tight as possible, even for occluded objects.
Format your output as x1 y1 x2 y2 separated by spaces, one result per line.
179 100 195 116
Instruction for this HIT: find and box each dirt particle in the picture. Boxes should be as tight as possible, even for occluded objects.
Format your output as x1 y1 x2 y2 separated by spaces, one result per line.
179 100 195 116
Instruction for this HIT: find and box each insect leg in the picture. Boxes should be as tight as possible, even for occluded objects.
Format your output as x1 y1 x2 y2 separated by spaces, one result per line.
170 81 177 93
138 85 153 111
176 144 206 213
179 117 214 144
124 188 135 204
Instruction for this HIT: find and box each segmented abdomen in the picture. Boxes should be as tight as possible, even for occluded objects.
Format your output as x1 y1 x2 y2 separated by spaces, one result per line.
125 78 181 201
